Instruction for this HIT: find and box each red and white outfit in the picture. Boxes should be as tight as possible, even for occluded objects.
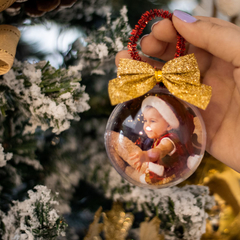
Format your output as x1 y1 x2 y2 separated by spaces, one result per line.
139 95 196 185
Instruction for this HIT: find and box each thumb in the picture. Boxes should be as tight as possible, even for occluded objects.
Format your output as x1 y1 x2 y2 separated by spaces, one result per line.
172 10 240 67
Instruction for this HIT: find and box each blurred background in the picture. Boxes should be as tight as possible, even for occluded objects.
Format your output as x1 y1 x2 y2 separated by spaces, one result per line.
1 0 240 239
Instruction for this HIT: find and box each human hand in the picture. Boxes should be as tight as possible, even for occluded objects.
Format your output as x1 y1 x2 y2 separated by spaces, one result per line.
115 10 240 172
129 151 147 172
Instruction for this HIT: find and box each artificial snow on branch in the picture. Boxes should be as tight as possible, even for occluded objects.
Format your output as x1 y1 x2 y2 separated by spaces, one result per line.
68 6 132 75
114 184 215 240
0 143 12 167
0 185 67 240
0 60 90 135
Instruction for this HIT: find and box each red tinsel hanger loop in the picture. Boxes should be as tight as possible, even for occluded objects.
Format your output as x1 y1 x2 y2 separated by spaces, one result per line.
128 9 186 61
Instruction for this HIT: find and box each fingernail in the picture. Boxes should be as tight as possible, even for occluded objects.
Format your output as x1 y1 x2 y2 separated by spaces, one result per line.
173 10 197 23
139 34 149 47
151 21 160 31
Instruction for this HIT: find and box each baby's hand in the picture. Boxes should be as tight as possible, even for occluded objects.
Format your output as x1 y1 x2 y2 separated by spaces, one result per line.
129 151 147 172
139 162 149 174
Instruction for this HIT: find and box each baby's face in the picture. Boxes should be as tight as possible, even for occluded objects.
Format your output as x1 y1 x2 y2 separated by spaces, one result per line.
143 107 169 139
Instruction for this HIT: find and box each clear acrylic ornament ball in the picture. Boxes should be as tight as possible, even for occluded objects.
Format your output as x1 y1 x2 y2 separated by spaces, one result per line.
105 87 206 189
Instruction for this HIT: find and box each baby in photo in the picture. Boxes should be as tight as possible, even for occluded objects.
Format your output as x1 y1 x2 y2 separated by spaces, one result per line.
130 95 196 184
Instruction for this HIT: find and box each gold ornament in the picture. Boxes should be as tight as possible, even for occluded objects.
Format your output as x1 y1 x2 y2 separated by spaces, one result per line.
84 203 134 240
108 54 212 110
181 154 240 240
0 1 21 75
0 25 20 75
3 0 77 17
140 217 164 240
102 202 134 240
0 0 16 12
84 207 103 240
0 24 21 75
203 165 240 239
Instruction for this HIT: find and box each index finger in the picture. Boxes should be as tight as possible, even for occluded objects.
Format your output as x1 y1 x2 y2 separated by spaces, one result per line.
173 11 240 67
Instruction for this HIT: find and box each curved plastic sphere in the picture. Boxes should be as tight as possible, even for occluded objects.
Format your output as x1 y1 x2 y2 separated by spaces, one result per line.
105 87 206 189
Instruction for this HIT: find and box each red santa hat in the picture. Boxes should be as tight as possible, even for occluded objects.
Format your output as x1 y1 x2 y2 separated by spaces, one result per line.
141 96 179 129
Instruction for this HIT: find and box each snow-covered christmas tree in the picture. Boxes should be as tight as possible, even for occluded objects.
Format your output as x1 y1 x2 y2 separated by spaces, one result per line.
0 0 240 239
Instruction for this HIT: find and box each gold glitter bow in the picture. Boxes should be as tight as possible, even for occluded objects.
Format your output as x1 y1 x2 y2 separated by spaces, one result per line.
108 54 212 110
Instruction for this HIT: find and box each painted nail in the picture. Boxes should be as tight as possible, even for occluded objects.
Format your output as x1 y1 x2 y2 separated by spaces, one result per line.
151 21 160 31
173 10 197 23
139 34 149 47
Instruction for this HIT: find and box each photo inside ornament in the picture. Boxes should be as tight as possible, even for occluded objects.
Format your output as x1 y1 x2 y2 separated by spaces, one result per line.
105 87 206 188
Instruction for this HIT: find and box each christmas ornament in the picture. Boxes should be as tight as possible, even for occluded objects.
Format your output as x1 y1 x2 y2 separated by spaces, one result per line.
139 217 164 240
0 0 16 11
102 203 134 240
0 3 20 75
183 155 240 240
0 2 20 75
84 207 103 240
84 203 134 240
4 0 77 17
105 87 206 188
105 10 211 188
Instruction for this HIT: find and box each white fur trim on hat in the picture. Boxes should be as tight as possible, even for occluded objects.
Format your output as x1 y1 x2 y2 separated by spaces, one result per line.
141 96 179 128
148 162 164 176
